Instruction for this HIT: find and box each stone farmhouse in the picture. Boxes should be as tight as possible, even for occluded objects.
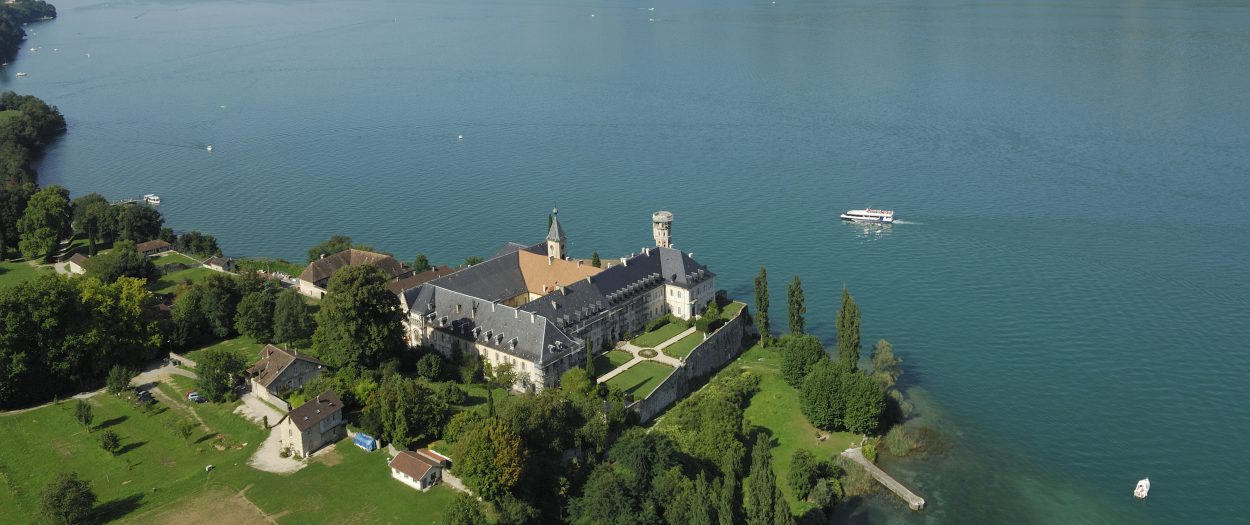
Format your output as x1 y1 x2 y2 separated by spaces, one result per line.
278 389 346 458
297 249 412 299
400 211 715 391
246 345 328 409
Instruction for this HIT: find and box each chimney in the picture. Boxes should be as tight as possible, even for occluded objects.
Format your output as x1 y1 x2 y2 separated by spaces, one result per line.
576 260 583 267
620 257 628 266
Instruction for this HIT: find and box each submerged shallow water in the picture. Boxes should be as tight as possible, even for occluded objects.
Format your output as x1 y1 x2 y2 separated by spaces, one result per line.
13 0 1250 522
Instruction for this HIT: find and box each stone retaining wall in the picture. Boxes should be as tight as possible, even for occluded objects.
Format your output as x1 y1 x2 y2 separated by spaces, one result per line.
631 304 747 423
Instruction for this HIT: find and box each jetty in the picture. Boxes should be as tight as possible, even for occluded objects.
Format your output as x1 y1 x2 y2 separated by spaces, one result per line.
840 447 926 511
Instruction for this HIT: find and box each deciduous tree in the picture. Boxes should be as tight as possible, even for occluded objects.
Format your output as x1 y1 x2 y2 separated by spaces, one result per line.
799 360 844 431
17 184 71 262
73 400 93 431
311 265 405 369
453 418 528 501
362 375 450 448
272 288 313 346
445 492 489 525
871 339 902 389
307 235 353 262
234 290 275 343
778 334 826 388
82 240 155 283
196 347 247 402
39 472 96 525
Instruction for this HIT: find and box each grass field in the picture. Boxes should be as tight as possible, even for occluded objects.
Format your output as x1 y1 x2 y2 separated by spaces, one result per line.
631 322 687 348
605 361 674 398
721 301 744 319
183 335 265 365
721 344 861 515
148 267 218 294
593 350 634 375
662 332 704 360
0 371 458 524
152 252 202 267
0 260 50 290
0 109 19 123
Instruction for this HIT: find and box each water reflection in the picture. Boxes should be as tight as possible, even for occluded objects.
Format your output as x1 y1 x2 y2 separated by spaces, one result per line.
845 220 893 241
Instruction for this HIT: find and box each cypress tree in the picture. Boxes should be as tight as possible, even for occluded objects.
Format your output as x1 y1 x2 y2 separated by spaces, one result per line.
786 275 805 335
591 251 601 268
754 267 771 344
747 434 779 525
836 287 861 369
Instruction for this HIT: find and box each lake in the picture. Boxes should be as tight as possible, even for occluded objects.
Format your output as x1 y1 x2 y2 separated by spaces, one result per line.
14 0 1250 522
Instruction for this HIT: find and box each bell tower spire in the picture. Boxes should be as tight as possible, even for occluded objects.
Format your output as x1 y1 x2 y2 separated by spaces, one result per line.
547 208 567 259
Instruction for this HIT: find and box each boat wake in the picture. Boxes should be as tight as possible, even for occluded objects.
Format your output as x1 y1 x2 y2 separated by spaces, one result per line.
892 220 922 225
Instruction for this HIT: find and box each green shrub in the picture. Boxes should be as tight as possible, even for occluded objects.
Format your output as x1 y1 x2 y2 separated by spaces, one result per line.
644 316 671 333
862 440 878 463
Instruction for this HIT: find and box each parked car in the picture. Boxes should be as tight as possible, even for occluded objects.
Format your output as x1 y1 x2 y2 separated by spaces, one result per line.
186 391 203 403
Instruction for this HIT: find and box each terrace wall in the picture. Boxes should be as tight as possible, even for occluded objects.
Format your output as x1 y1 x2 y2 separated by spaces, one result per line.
631 304 747 423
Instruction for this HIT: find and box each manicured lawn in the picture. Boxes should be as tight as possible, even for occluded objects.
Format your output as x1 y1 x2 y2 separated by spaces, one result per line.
721 301 744 319
662 332 704 360
152 252 201 267
147 267 218 294
723 344 861 516
0 260 50 290
593 350 634 375
606 361 675 398
631 322 688 348
183 335 265 366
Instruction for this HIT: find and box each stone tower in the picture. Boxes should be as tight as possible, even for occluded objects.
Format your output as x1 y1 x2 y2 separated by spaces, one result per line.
547 208 567 259
652 211 673 248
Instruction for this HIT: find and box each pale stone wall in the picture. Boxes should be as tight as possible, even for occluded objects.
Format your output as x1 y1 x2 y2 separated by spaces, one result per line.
630 304 746 423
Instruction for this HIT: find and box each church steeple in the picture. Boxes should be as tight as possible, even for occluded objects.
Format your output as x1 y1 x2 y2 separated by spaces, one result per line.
547 208 567 259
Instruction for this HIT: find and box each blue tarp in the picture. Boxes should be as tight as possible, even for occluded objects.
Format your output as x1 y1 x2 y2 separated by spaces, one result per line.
354 433 378 452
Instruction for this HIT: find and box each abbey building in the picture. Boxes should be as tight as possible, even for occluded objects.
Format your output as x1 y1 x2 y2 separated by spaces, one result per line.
400 211 715 390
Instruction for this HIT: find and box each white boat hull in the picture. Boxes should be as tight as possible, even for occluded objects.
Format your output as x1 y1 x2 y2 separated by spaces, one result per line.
841 214 893 223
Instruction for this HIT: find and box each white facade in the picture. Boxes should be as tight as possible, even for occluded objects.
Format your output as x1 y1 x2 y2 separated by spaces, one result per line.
390 465 441 491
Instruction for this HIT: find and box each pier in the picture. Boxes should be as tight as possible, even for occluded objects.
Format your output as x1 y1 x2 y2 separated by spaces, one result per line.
840 447 926 511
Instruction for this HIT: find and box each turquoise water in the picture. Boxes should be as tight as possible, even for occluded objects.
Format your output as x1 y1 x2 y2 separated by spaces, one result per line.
14 0 1250 522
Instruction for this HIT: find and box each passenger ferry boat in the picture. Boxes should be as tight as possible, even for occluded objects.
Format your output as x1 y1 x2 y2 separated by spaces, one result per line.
840 208 894 223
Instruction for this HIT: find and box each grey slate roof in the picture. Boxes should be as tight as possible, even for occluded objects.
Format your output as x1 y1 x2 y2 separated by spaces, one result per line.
492 242 529 259
518 247 714 321
404 284 579 367
547 214 566 242
423 252 528 303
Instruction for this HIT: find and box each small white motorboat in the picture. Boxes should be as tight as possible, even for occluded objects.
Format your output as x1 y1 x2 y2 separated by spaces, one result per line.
1134 478 1150 499
144 194 161 206
206 145 213 152
15 72 27 77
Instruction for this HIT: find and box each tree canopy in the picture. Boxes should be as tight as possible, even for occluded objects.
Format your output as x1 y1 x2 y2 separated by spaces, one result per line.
39 472 95 525
835 287 861 369
777 334 827 388
753 267 770 342
361 375 450 448
16 184 70 262
452 417 528 501
311 264 405 369
82 240 156 283
786 275 805 335
0 274 160 408
272 288 314 347
196 346 248 402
